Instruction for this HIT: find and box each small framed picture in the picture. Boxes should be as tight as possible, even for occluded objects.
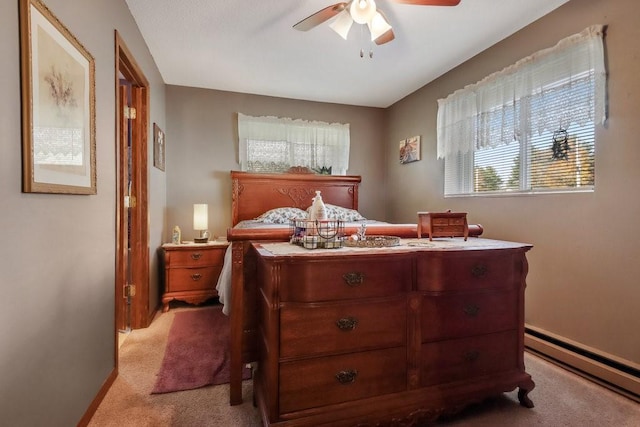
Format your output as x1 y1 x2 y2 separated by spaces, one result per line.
153 123 165 171
399 135 421 164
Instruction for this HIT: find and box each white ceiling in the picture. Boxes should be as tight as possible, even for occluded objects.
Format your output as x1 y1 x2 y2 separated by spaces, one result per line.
125 0 569 108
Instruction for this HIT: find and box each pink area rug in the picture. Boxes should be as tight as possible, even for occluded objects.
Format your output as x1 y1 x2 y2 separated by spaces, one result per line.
152 306 251 394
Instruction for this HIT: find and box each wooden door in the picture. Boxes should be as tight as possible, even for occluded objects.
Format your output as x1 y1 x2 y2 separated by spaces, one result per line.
115 31 150 336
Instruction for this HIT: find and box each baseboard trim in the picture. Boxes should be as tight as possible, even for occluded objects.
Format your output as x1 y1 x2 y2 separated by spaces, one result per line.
77 367 118 427
524 325 639 403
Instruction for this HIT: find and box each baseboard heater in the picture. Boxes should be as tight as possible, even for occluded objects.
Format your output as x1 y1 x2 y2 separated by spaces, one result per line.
524 324 639 403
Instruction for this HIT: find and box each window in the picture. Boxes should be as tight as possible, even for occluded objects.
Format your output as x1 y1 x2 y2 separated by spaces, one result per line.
237 113 350 174
437 26 606 196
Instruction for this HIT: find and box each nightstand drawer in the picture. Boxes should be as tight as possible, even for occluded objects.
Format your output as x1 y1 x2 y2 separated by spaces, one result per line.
279 255 412 302
280 296 407 358
166 248 224 268
279 347 406 414
167 266 219 292
420 331 518 386
421 289 518 341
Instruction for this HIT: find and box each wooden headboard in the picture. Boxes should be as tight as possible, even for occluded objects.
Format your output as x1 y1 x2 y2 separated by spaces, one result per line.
231 170 361 226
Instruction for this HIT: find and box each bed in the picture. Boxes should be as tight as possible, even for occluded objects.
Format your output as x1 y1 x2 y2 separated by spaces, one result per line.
222 168 483 405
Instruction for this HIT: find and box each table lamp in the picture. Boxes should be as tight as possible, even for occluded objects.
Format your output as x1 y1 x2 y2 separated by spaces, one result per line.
193 203 209 243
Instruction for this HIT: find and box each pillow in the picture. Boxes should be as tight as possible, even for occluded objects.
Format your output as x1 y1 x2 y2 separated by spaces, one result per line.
307 203 367 222
326 204 367 221
255 207 308 224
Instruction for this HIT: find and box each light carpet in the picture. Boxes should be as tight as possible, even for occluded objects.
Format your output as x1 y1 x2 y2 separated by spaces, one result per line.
89 304 639 426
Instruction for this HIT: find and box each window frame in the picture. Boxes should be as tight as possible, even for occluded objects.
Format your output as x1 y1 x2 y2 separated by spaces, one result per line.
438 26 605 198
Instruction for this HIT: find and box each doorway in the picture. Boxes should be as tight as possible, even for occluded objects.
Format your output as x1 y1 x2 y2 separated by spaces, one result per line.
115 30 150 346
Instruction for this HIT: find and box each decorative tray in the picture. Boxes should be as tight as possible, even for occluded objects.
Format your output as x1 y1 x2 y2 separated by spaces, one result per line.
343 235 401 248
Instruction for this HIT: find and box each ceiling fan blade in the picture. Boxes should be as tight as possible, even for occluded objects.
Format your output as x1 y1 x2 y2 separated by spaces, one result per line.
293 2 349 31
374 28 395 45
390 0 461 5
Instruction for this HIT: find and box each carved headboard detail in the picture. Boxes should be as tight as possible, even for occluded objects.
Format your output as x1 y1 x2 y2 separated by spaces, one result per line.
230 170 361 226
276 187 316 208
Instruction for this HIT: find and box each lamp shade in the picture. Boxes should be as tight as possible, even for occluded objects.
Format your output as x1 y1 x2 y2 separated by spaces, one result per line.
368 11 392 41
329 10 353 40
193 204 208 230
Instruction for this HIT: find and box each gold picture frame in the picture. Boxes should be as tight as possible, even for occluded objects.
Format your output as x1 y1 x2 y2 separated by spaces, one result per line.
19 0 96 194
153 123 165 171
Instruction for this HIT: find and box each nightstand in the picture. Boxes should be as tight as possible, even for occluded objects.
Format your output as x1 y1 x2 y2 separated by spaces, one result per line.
161 240 229 312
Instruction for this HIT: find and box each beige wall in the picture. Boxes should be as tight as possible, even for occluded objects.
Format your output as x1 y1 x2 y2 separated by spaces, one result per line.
0 0 166 425
1 0 637 424
386 0 640 365
165 86 387 240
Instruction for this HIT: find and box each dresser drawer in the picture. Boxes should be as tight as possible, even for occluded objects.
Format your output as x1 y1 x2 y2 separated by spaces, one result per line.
420 331 518 387
280 297 407 359
279 256 412 302
167 266 220 292
421 290 518 341
166 248 224 268
417 252 516 292
279 347 407 414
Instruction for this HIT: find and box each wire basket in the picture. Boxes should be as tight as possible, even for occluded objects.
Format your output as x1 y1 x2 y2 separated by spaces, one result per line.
290 219 344 249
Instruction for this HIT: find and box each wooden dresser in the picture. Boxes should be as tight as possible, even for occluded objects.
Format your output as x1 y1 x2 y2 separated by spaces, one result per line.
253 238 534 426
161 241 228 312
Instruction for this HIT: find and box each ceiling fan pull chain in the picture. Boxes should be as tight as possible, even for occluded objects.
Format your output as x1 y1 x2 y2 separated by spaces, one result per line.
360 24 365 58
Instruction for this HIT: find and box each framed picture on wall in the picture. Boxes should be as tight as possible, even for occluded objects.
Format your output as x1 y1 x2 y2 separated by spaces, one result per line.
153 123 165 171
399 135 421 164
19 0 96 194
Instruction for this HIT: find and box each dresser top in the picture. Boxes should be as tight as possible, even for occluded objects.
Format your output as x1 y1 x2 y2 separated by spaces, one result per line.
163 239 229 249
254 238 531 258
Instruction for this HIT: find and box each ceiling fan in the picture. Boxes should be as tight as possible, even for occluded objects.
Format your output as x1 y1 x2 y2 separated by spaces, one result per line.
293 0 461 46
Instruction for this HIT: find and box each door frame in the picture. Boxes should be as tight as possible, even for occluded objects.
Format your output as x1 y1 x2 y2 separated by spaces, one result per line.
115 30 150 344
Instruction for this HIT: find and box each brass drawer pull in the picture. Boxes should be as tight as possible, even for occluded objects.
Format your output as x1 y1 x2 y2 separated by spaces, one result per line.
471 264 487 277
191 253 202 260
463 304 480 317
191 273 202 281
464 350 480 362
335 369 358 385
343 272 364 287
336 317 358 331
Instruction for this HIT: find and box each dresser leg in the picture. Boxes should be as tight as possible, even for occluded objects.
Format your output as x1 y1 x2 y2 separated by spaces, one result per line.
517 378 535 408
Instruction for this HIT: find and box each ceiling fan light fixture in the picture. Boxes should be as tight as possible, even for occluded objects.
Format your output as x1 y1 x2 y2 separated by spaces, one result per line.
350 0 376 25
368 11 392 41
329 10 354 40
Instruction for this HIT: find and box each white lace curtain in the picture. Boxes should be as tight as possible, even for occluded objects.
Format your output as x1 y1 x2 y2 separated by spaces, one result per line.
437 25 606 159
238 113 350 174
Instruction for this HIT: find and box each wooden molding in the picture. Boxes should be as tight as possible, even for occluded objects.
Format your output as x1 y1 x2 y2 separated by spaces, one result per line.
77 368 117 426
